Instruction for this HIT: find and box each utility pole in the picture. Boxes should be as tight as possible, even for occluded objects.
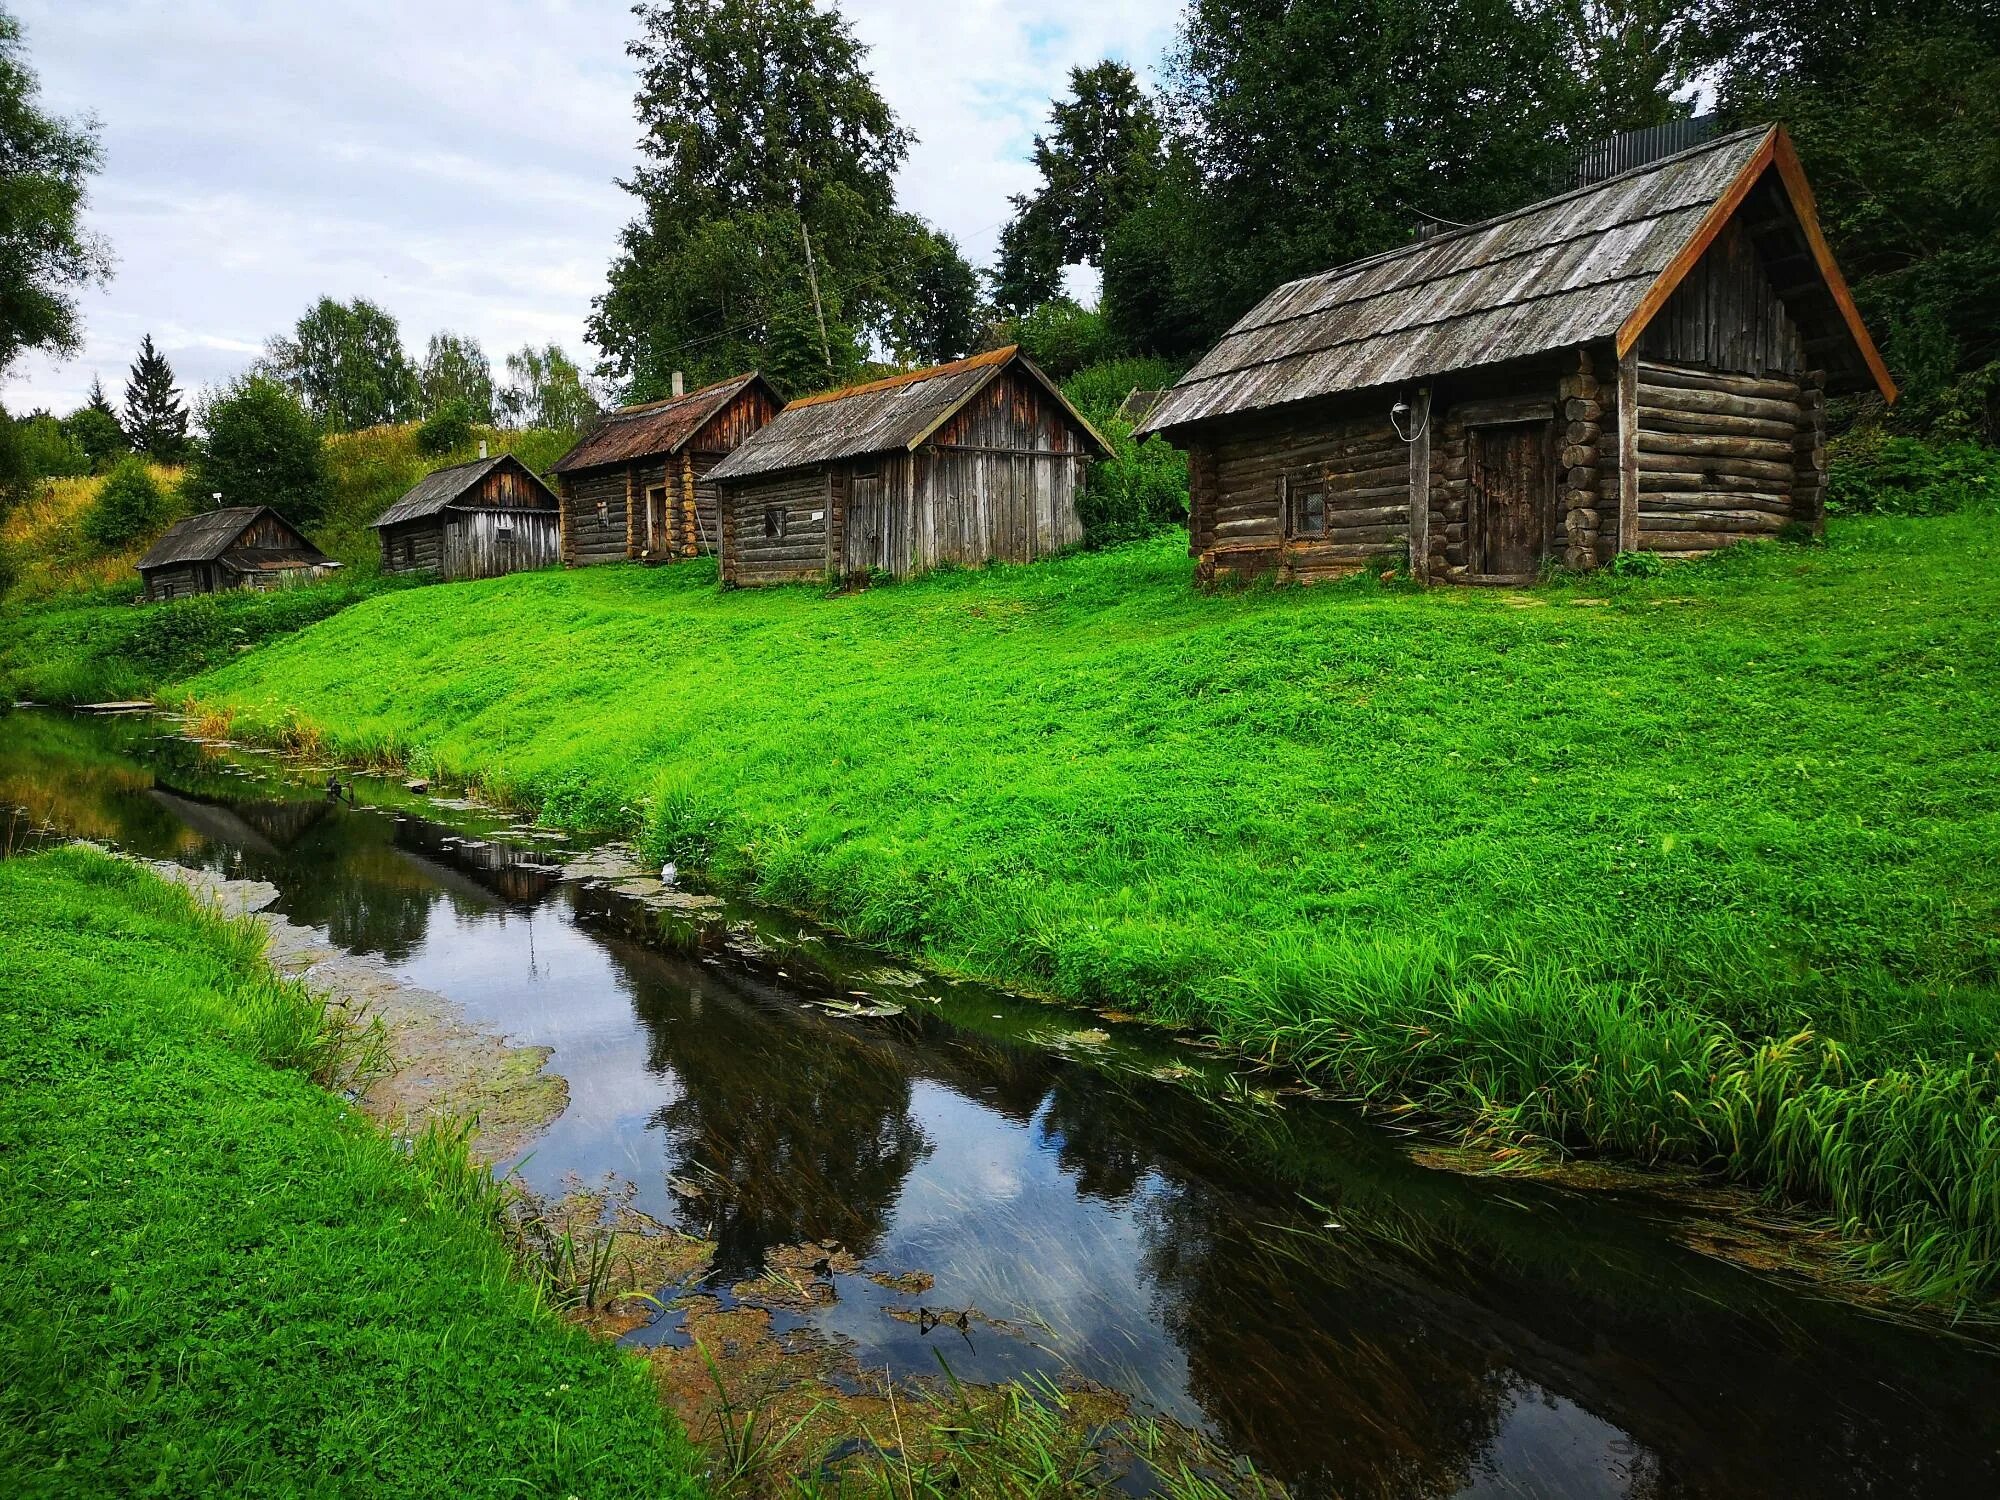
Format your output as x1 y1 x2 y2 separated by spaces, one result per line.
798 214 833 375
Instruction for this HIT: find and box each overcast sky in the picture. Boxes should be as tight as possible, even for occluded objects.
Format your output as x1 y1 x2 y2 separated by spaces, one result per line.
4 0 1175 415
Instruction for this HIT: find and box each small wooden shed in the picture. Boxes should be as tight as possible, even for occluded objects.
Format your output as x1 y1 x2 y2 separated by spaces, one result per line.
1139 125 1895 584
709 347 1110 586
135 506 338 602
548 372 780 566
373 453 561 580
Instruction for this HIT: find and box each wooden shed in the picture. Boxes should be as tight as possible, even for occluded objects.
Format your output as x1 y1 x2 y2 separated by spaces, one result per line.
1139 125 1895 584
548 372 780 566
135 506 338 602
709 346 1110 587
373 453 561 580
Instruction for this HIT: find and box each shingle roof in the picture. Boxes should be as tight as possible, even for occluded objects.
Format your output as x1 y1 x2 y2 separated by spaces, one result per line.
549 372 773 474
136 507 321 570
1142 127 1799 434
372 454 555 529
709 348 1109 482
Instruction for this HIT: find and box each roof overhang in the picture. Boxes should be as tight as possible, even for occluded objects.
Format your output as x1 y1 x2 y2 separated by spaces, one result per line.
1616 125 1896 402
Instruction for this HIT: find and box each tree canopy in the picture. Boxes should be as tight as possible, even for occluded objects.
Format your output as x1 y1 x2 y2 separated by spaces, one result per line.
122 334 189 460
263 296 418 432
0 10 110 375
418 332 495 422
498 344 599 435
186 375 330 527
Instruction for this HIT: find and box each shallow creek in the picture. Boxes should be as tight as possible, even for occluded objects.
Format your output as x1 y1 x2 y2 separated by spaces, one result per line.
4 708 1997 1498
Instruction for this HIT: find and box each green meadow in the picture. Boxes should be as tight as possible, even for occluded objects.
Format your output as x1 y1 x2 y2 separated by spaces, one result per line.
0 846 704 1497
177 510 2000 1308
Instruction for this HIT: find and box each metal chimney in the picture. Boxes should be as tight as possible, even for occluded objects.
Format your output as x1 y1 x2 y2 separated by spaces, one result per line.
672 370 685 398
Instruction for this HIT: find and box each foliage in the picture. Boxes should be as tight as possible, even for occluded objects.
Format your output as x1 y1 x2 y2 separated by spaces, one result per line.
184 374 330 524
498 344 599 435
1064 358 1191 546
0 10 109 374
994 61 1164 314
887 222 986 366
1827 431 2000 516
418 330 495 421
184 510 2000 1305
1554 0 1709 136
0 846 705 1496
0 460 181 598
415 398 476 457
590 0 972 398
1061 356 1186 424
12 409 85 478
60 377 124 470
1002 300 1120 381
122 333 190 460
1706 0 2000 438
262 295 419 432
81 453 169 548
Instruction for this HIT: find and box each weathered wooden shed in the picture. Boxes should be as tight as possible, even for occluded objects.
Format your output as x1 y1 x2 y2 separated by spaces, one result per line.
135 506 338 602
1139 125 1895 584
373 453 561 580
709 347 1110 586
548 372 780 566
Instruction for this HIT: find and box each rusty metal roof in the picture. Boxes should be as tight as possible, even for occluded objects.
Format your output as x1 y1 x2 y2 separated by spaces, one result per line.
1140 127 1775 434
136 506 324 570
373 454 556 528
710 348 1108 482
549 372 774 474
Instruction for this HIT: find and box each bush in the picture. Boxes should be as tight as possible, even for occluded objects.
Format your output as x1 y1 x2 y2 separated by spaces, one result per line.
1077 418 1188 546
1061 356 1185 425
415 400 475 458
61 405 127 473
1827 430 2000 516
82 457 171 548
1004 300 1119 380
15 413 88 479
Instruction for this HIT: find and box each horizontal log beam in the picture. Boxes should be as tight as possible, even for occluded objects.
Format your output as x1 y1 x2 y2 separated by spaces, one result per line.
1638 453 1797 484
1638 430 1796 462
1637 383 1802 425
1638 405 1798 442
1637 362 1801 403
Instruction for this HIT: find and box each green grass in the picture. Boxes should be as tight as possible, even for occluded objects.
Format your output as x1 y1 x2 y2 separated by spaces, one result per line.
181 512 2000 1307
0 846 704 1496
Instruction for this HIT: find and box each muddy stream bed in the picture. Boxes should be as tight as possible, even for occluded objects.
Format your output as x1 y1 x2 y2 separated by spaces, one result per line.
4 708 1996 1498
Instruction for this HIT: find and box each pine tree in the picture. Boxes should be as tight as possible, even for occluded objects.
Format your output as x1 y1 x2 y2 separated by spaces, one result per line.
123 334 189 459
85 373 116 419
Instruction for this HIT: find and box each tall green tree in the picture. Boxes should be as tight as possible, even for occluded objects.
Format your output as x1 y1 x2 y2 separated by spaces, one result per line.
1703 0 2000 436
418 331 494 421
263 296 417 431
62 374 124 471
888 223 986 366
498 344 600 435
186 375 330 526
994 61 1164 315
0 10 110 374
1555 0 1706 135
589 0 921 397
122 334 189 460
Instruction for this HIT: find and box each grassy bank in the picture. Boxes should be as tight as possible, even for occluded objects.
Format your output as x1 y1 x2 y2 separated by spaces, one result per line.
0 846 704 1496
183 514 2000 1307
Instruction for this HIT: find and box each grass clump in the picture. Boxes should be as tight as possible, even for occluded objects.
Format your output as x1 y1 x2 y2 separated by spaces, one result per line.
181 507 2000 1308
0 846 703 1498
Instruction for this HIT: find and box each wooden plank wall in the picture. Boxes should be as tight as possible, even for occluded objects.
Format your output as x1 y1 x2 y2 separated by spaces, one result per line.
442 511 561 580
474 465 557 510
722 470 832 585
1637 218 1807 377
912 369 1087 572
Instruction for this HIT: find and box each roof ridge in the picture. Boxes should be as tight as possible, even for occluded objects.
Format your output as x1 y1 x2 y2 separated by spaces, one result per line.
602 371 755 421
1263 124 1773 303
785 346 1016 410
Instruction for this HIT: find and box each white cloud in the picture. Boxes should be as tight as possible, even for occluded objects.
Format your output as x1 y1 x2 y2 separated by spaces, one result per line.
2 1 1176 414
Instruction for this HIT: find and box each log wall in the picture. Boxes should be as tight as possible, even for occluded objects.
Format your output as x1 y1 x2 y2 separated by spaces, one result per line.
721 470 833 586
560 467 633 566
1632 358 1818 556
380 518 445 575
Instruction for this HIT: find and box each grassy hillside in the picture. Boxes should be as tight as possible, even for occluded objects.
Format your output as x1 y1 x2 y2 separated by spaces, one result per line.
185 512 2000 1307
0 846 703 1497
0 462 184 600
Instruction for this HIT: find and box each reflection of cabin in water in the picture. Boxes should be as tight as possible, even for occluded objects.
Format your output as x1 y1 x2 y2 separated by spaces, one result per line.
1140 125 1895 585
147 786 331 854
709 346 1110 586
135 506 338 601
549 372 781 566
373 453 561 580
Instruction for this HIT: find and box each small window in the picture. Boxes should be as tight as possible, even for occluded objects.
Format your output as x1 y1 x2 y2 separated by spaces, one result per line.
763 506 786 539
1286 479 1327 538
400 536 415 565
495 525 514 541
596 499 610 526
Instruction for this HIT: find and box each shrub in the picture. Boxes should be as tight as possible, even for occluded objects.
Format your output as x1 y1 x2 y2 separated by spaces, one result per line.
415 400 475 458
1827 430 2000 516
1078 419 1189 546
1061 356 1185 425
82 457 170 548
1004 300 1119 380
15 413 88 479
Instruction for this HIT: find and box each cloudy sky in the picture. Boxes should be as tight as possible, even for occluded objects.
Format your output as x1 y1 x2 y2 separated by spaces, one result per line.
4 0 1176 415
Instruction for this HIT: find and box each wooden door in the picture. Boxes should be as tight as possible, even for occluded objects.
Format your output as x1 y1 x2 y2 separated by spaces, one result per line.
1471 422 1553 576
844 471 885 572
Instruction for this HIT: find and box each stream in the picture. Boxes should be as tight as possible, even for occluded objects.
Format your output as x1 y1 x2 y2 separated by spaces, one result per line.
3 707 1996 1498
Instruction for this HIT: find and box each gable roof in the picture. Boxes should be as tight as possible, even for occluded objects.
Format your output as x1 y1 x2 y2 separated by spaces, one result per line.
136 506 325 571
1139 125 1893 436
549 372 776 474
373 453 556 529
709 347 1110 483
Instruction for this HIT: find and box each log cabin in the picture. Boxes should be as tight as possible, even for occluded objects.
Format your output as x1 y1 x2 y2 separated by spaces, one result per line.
709 346 1110 586
548 372 780 566
1138 124 1896 585
373 453 561 580
135 506 338 602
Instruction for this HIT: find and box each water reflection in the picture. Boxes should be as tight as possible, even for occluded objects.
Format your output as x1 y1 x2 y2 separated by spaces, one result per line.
4 708 1997 1500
